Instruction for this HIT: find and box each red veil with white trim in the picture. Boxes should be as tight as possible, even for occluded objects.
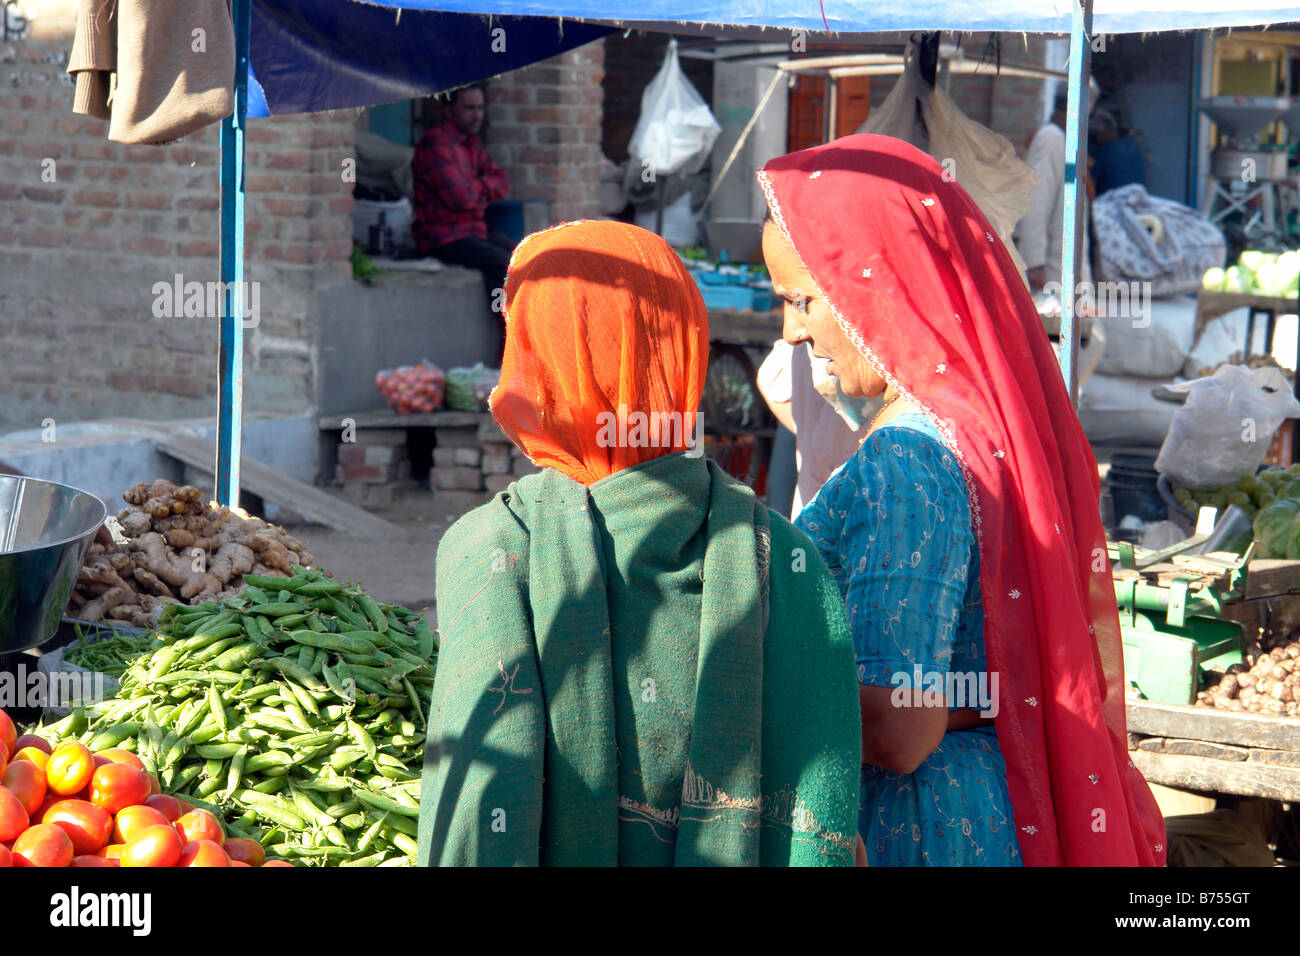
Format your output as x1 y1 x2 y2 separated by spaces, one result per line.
759 134 1165 866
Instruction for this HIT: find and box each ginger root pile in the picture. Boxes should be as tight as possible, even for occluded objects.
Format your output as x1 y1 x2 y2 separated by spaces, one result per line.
70 479 316 628
1197 633 1300 717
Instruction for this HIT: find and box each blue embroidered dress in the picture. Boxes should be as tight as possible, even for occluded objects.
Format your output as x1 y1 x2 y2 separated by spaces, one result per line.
796 411 1023 866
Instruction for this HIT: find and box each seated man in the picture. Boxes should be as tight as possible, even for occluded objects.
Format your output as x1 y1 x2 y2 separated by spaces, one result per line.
412 84 514 360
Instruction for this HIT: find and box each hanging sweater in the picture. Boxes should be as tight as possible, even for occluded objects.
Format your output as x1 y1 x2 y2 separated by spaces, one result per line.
67 0 235 144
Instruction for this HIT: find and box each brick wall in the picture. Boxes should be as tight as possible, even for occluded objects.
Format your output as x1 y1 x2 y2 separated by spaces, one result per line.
0 4 354 431
482 39 607 223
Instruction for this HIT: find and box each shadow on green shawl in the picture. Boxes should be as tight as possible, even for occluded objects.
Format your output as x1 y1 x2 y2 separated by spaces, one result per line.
417 452 860 866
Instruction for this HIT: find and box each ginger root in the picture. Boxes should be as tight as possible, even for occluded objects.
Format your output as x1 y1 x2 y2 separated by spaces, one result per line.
70 477 317 620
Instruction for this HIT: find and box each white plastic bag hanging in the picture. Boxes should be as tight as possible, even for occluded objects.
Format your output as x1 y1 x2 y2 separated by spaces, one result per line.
627 40 721 179
1155 365 1300 489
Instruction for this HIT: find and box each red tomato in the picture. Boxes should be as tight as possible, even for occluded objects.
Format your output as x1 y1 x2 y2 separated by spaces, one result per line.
175 809 223 846
173 796 194 815
223 837 265 867
178 839 229 867
46 742 94 796
97 843 126 861
0 844 10 866
0 786 29 841
13 734 51 756
121 824 182 868
71 854 117 867
0 741 7 780
89 763 150 814
2 759 46 816
147 774 163 797
42 799 113 855
112 805 168 845
12 823 74 867
229 859 251 867
0 709 15 757
260 859 293 867
143 794 182 823
11 747 49 770
95 749 145 772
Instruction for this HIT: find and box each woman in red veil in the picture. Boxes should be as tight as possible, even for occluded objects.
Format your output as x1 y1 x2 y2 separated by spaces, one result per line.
760 134 1165 866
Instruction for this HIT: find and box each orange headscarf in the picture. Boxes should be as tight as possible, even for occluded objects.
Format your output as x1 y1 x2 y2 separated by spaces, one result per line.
489 220 709 486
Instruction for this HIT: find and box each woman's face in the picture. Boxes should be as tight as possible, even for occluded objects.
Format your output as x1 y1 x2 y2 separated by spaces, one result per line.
761 220 887 399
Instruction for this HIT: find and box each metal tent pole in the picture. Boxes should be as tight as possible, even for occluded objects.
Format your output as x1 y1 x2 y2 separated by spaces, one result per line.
217 0 251 508
1058 0 1093 407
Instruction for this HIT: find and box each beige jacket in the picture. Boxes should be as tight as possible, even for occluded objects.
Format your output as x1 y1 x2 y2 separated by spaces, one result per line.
68 0 234 144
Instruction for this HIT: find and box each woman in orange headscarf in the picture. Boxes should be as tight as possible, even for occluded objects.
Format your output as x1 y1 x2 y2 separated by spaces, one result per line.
417 220 862 867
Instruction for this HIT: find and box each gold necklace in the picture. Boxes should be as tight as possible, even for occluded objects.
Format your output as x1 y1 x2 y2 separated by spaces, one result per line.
861 391 901 444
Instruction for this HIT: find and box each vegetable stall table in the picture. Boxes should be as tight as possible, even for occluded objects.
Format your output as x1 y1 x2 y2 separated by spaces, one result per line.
1128 701 1300 801
1114 545 1300 799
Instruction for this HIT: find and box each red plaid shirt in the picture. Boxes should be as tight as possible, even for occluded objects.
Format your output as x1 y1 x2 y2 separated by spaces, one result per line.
412 119 510 253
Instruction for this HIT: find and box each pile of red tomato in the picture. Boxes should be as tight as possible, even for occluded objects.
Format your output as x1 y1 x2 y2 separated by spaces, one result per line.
0 708 290 868
375 363 446 415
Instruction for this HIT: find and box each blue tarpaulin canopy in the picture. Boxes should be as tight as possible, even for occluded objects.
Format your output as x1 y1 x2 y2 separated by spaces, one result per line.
248 0 1300 117
213 1 1300 506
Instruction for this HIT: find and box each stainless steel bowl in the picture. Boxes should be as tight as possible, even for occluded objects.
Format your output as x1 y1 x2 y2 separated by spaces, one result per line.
0 476 107 652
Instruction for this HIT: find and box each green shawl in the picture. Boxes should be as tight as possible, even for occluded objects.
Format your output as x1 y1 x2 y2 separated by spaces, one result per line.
417 452 860 866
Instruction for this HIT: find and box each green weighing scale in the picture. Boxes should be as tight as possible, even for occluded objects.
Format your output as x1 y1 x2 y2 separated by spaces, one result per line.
1111 508 1248 705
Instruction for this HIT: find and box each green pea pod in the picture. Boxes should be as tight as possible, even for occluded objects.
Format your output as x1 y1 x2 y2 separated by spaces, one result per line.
194 773 224 799
381 813 419 838
295 579 345 596
249 713 301 736
188 626 244 651
178 697 210 738
244 751 295 774
207 684 228 733
337 812 368 830
195 742 243 759
171 761 203 788
328 747 366 772
251 776 288 794
281 701 313 733
347 719 377 759
212 643 263 671
242 571 312 590
340 851 387 868
288 786 334 828
322 596 368 630
146 646 180 682
323 798 361 818
188 636 242 664
239 682 280 701
87 722 140 752
221 746 247 801
150 670 206 686
352 594 389 634
284 680 321 718
164 735 193 769
351 787 417 819
260 656 326 692
236 796 307 831
413 618 435 661
391 832 418 857
357 814 387 854
296 643 314 671
242 585 271 604
272 612 309 629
